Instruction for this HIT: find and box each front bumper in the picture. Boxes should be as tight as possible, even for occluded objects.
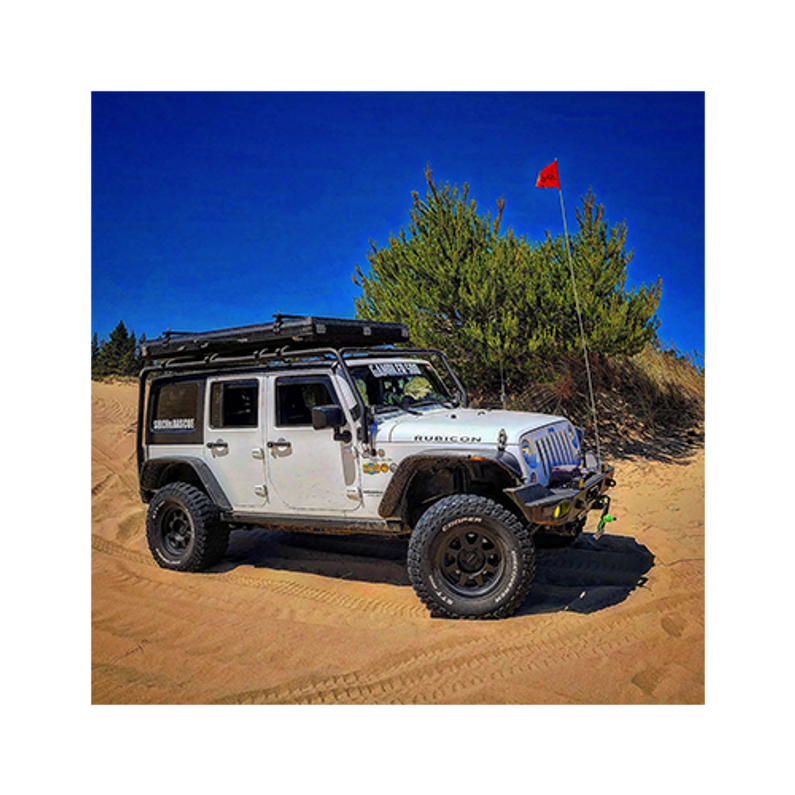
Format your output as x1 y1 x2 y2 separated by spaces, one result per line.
505 465 616 527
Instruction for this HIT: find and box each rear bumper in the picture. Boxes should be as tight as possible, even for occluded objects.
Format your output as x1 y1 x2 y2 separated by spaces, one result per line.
505 465 616 527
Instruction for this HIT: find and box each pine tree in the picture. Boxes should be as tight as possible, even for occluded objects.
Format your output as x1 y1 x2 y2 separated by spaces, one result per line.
353 168 662 396
91 332 101 378
550 188 662 358
354 165 506 386
92 321 140 378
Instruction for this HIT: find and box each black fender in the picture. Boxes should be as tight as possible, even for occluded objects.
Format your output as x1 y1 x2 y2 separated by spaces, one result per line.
378 450 523 519
139 456 232 511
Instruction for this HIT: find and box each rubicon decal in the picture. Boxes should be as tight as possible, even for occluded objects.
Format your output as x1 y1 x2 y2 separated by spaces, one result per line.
415 434 482 444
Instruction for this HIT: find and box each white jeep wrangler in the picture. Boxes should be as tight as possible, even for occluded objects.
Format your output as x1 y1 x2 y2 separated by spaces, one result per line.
137 316 615 619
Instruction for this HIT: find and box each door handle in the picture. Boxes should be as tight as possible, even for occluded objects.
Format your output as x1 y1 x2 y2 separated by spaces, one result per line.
206 439 228 450
267 438 292 450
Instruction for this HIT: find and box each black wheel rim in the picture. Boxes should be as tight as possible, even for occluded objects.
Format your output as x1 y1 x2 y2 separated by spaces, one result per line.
160 504 194 559
434 524 506 598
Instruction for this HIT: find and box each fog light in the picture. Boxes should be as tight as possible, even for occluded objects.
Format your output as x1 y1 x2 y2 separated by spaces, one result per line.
553 501 571 519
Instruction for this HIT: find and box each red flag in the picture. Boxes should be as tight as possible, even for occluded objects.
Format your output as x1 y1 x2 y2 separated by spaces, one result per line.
536 160 560 189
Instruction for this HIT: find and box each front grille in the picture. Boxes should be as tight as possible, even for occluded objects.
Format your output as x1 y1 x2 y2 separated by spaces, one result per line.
534 427 578 474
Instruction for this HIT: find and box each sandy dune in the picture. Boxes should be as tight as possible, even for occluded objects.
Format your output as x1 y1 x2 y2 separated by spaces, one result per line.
92 380 704 704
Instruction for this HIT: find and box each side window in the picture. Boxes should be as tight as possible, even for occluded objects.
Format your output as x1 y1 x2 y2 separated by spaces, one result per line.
148 377 204 445
276 377 337 427
210 380 259 428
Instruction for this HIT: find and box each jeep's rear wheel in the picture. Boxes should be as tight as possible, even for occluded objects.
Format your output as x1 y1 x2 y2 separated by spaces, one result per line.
146 482 229 571
407 494 536 619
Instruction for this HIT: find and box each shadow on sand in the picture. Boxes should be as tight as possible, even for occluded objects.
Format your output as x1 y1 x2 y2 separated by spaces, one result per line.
215 529 654 617
602 424 704 466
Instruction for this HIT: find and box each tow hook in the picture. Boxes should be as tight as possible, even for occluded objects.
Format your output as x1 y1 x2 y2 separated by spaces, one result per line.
594 496 617 540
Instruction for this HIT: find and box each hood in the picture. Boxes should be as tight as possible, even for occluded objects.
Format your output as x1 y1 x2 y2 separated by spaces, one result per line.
375 406 570 445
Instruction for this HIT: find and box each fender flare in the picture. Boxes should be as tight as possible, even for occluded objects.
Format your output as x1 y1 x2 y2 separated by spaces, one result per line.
378 450 523 519
139 456 232 511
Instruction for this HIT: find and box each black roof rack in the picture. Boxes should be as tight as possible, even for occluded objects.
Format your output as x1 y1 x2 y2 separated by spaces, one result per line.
141 315 410 363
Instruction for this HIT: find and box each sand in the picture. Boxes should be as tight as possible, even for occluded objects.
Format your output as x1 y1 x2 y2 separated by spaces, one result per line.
91 380 704 704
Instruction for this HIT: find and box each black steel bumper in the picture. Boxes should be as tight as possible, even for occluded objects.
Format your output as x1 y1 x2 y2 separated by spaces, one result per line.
505 465 616 527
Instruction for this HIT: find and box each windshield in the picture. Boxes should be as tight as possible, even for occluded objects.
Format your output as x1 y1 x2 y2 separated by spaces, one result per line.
348 360 456 413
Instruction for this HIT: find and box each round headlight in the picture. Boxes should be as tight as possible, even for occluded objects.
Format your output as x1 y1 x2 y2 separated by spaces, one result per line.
521 438 538 468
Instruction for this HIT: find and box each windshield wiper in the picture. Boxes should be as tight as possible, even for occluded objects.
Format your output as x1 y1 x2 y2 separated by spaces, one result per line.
414 396 457 410
398 397 423 415
372 402 422 416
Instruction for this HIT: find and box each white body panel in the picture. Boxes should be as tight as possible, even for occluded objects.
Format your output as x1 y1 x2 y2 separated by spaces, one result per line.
379 406 567 444
263 372 361 513
203 375 268 509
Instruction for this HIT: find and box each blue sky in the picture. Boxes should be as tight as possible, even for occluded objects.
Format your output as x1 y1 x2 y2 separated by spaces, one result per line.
92 92 704 355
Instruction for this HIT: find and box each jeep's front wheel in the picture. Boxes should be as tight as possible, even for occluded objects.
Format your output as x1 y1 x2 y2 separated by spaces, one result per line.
407 495 536 619
146 482 230 572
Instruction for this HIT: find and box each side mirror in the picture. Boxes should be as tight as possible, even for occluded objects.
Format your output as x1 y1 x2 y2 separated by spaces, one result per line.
312 404 352 443
311 404 344 430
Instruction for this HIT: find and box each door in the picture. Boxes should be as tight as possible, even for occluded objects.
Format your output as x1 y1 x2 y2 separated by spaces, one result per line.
266 374 361 512
203 377 267 510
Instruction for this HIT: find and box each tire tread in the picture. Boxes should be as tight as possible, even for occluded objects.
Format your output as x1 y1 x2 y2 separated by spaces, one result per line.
407 494 536 620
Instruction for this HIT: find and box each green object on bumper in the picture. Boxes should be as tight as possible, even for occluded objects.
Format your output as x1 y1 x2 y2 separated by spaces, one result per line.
597 514 615 533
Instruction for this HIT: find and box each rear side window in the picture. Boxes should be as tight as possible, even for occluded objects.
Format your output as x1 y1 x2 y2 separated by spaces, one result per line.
152 381 199 432
148 377 204 445
210 380 259 428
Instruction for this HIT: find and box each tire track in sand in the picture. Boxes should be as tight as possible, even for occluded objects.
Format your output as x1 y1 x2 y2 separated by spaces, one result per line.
213 590 701 705
91 534 425 620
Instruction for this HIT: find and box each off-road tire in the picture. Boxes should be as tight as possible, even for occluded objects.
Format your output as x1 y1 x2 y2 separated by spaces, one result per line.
407 494 536 619
146 482 230 572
